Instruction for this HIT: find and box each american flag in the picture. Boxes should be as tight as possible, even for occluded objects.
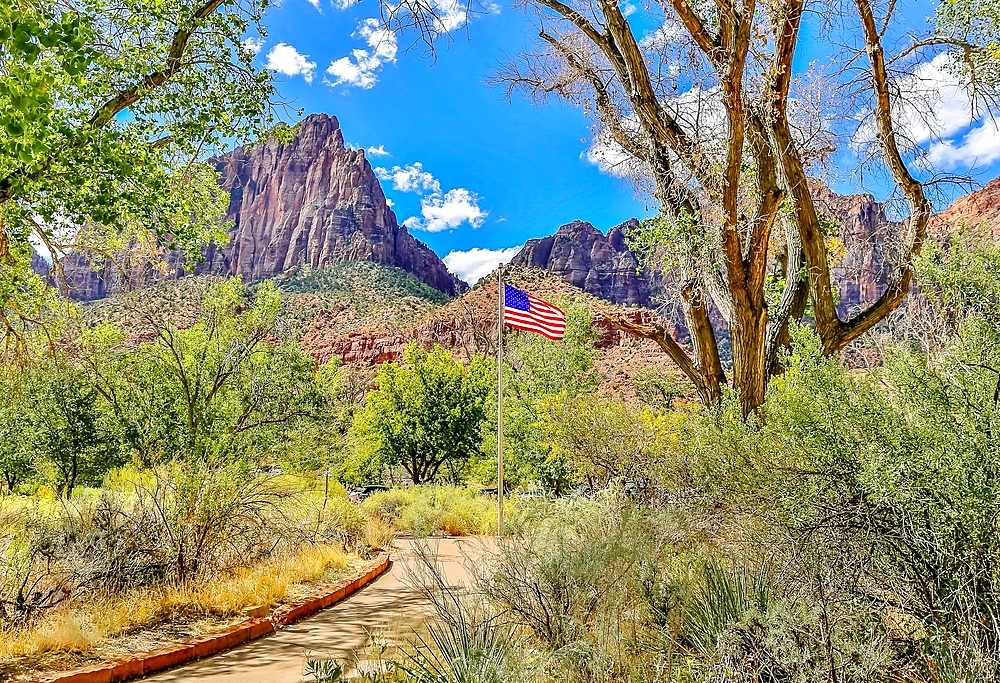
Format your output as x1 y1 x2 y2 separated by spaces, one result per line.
503 285 566 341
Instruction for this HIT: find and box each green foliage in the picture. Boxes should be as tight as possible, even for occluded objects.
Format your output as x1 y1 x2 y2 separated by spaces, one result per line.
916 226 1000 324
359 485 532 537
277 359 365 474
936 0 1000 88
0 0 281 349
683 314 1000 671
633 367 686 410
275 261 451 307
303 659 344 682
25 354 115 497
681 560 772 657
625 209 713 277
537 393 686 492
84 278 322 464
481 491 658 653
481 303 598 492
349 344 492 484
0 371 34 492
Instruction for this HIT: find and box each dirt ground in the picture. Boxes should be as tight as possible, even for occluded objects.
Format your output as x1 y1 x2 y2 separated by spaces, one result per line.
138 537 490 683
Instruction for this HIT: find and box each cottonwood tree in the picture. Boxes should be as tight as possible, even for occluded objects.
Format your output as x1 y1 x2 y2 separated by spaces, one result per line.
492 0 1000 414
0 0 280 351
84 278 321 464
349 343 492 484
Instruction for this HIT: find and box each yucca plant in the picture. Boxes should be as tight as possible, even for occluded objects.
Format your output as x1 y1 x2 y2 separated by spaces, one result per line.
682 559 772 657
302 658 344 682
395 613 518 683
394 542 525 683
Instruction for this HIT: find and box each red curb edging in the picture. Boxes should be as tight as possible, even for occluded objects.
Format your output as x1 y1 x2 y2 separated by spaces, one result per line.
30 553 391 683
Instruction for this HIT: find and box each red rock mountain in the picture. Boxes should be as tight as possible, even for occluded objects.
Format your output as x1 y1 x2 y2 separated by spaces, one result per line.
59 114 466 299
929 175 1000 239
513 179 1000 315
510 219 653 307
298 265 690 399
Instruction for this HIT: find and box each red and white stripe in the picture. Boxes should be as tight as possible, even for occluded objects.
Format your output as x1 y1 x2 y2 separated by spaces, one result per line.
504 294 566 341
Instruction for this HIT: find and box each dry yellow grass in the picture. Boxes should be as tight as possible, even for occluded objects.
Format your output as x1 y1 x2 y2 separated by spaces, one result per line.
0 544 349 662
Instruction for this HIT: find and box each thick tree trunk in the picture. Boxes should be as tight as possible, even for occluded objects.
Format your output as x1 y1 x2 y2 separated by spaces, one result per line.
730 302 769 417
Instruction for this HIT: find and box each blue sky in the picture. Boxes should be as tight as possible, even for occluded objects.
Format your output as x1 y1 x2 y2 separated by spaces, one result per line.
250 0 1000 284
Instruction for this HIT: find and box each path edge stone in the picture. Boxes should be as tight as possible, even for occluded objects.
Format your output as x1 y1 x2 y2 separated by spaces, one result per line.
29 552 392 683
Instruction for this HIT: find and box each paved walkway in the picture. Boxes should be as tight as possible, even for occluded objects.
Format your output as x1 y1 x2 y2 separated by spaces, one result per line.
141 537 488 683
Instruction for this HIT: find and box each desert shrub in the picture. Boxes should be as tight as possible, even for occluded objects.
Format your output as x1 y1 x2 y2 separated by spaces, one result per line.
673 319 1000 677
361 485 539 537
316 495 394 554
479 490 657 653
537 392 690 495
0 517 72 628
361 486 510 537
0 462 361 632
121 461 304 582
762 333 1000 657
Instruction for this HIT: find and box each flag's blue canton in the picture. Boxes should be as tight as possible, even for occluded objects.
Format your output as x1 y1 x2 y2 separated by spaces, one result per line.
505 285 530 312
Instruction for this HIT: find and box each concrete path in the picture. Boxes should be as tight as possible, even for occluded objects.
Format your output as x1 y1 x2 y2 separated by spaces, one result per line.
140 538 487 683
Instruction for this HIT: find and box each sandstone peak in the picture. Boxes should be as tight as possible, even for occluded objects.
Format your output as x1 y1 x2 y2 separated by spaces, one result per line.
511 218 651 307
59 113 466 300
931 175 1000 239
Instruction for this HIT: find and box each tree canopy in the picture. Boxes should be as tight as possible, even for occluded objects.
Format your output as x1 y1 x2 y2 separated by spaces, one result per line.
0 0 280 350
350 343 492 484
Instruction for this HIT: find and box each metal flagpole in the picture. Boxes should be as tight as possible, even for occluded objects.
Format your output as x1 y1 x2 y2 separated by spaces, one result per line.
497 264 504 537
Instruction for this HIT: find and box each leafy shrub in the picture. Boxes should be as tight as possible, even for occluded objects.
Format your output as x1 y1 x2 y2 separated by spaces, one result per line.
479 490 656 652
361 486 505 537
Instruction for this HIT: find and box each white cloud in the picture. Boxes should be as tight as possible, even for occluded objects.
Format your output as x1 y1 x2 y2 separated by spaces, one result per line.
325 19 398 89
622 1 638 16
585 129 642 179
406 188 487 232
444 246 522 284
927 120 1000 170
585 87 726 179
375 162 441 193
331 0 352 8
376 161 486 232
265 43 317 83
429 0 469 33
849 53 1000 171
242 37 264 55
898 54 975 145
367 144 391 157
306 0 321 9
640 20 682 50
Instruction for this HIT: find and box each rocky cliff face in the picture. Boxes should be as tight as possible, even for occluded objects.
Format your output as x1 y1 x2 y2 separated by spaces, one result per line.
30 252 51 281
930 175 1000 239
511 179 1000 315
510 198 897 315
59 113 466 299
810 184 892 317
510 219 653 307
